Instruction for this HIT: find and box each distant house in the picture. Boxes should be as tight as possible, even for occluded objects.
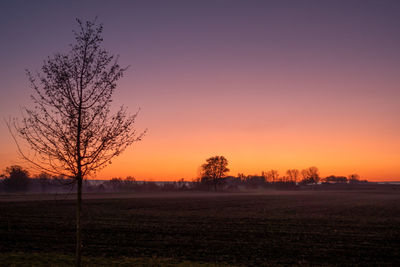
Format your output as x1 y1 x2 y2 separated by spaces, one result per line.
323 175 348 184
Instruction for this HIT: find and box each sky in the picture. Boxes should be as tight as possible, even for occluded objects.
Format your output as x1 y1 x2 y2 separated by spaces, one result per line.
0 0 399 181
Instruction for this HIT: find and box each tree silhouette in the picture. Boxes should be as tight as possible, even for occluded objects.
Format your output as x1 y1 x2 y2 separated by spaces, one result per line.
265 169 279 183
2 165 30 192
348 173 361 184
300 167 320 184
200 156 229 191
11 19 145 266
286 169 300 183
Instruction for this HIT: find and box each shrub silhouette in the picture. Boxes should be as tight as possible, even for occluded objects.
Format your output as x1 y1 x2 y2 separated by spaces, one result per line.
2 165 30 192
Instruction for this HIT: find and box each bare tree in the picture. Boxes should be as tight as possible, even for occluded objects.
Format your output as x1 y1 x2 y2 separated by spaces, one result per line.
11 19 145 266
200 156 230 191
286 169 300 183
265 169 279 183
300 167 320 184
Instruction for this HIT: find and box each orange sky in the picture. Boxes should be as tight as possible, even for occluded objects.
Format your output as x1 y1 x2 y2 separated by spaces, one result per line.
0 1 399 181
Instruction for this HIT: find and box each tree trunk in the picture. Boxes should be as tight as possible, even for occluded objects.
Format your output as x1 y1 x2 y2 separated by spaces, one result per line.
76 176 82 267
76 43 85 267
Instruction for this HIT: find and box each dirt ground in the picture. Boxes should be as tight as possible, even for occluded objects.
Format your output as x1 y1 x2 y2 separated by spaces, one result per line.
1 189 399 265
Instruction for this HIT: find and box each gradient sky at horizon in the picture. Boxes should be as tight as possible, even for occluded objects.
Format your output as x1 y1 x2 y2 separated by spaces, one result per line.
0 0 399 181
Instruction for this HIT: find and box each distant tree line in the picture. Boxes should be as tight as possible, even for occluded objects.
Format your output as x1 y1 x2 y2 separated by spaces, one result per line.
195 156 368 191
0 163 369 193
193 168 367 192
0 165 76 193
0 165 191 193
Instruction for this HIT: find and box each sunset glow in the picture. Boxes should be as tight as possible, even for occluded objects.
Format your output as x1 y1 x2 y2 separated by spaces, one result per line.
0 1 399 181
